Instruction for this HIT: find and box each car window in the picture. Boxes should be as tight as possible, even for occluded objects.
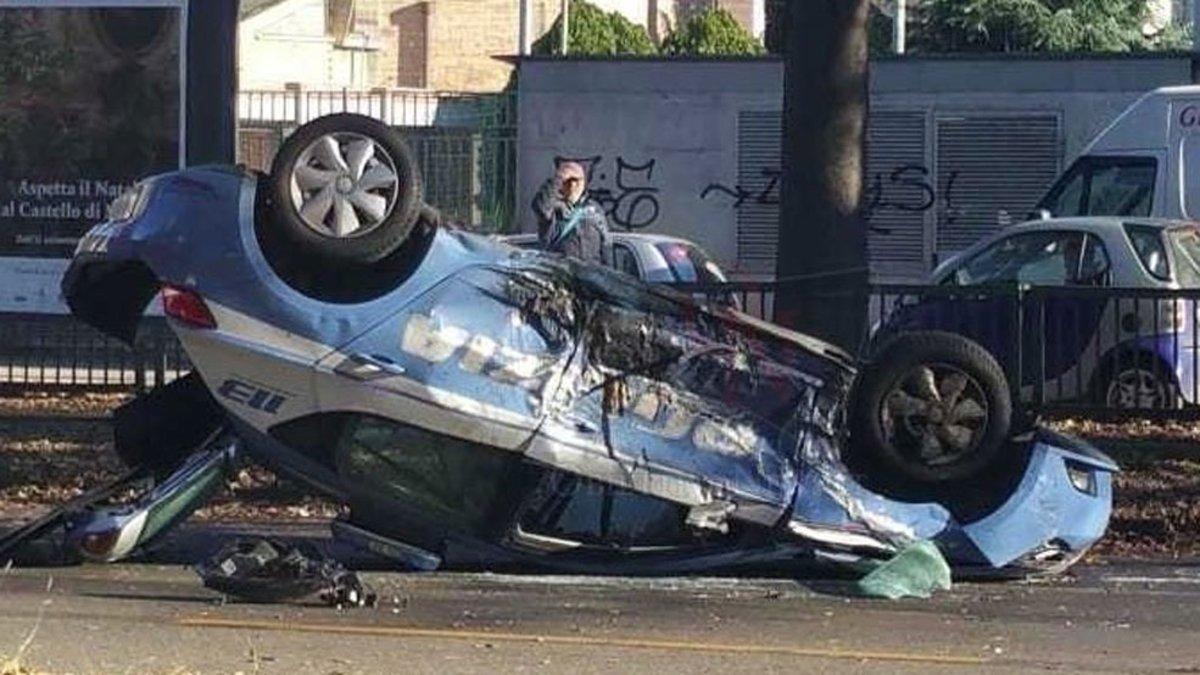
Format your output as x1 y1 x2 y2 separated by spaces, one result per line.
515 470 707 550
334 416 519 534
953 231 1086 286
1037 156 1156 218
1125 223 1171 281
1168 227 1200 286
1077 233 1112 286
611 243 641 278
656 242 725 284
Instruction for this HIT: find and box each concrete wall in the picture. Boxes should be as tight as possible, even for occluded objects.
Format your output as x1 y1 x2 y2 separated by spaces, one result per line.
517 55 1193 280
519 59 781 276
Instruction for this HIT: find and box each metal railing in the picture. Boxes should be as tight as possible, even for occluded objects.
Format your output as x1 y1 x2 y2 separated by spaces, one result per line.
238 87 516 129
9 278 1200 422
0 313 188 392
682 281 1200 420
237 87 517 231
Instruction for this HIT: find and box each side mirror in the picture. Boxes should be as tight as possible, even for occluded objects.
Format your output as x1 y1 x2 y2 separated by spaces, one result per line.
1032 208 1052 221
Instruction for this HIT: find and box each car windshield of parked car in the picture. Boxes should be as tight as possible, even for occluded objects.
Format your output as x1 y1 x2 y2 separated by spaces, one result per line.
1168 227 1200 286
952 231 1087 286
1125 223 1172 281
1036 156 1156 218
656 242 726 284
611 243 641 277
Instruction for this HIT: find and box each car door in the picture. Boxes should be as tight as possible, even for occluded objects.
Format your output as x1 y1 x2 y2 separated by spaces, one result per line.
313 265 576 452
888 230 1106 400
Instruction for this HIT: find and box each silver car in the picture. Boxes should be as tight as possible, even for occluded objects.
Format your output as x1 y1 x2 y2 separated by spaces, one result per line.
913 217 1200 408
499 232 731 285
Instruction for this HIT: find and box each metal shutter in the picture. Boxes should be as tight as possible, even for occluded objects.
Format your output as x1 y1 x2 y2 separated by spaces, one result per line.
935 114 1061 259
866 111 929 281
736 111 783 274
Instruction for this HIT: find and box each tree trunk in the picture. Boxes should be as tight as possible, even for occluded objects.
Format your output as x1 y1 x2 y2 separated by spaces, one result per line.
774 0 870 353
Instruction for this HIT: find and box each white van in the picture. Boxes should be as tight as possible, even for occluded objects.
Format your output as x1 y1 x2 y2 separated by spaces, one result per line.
1035 85 1200 221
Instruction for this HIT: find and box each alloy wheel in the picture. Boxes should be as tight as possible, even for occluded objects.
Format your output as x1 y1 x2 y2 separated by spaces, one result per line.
289 132 400 238
1105 368 1171 409
881 363 990 467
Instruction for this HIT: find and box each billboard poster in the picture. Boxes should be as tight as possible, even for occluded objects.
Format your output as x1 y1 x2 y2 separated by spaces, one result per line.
0 0 186 313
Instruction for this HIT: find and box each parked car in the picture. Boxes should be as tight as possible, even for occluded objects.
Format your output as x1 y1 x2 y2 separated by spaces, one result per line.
883 217 1200 409
499 232 730 285
44 114 1114 579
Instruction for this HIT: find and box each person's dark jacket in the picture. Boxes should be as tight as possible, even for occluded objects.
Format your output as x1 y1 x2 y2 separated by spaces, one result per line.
531 178 611 265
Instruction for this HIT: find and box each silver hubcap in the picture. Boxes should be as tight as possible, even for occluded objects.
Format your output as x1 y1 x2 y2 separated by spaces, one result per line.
1106 369 1168 409
881 363 989 467
289 132 400 238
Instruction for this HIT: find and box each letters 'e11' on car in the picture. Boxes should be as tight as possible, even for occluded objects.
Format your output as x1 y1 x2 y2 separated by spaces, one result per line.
50 114 1116 582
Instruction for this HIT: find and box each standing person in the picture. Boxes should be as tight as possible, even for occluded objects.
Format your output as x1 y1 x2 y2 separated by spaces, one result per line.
531 161 611 265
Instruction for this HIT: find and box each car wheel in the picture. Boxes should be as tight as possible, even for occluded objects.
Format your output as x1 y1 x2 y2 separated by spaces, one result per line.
266 113 422 267
1103 364 1179 410
848 331 1013 486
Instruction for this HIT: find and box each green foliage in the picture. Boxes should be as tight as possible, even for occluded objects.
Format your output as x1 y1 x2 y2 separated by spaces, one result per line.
0 14 85 173
661 7 766 56
914 0 1172 53
0 14 72 89
532 0 656 56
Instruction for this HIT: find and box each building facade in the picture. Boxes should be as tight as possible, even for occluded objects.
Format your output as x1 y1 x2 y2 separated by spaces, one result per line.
240 0 767 92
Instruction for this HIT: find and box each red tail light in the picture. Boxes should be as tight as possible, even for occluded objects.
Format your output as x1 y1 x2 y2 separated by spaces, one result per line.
162 285 217 329
78 528 121 558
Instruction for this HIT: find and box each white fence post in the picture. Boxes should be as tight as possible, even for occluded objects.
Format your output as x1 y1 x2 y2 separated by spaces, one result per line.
285 82 303 125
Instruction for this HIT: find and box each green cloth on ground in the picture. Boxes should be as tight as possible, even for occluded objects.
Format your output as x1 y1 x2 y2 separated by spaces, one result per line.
857 540 953 599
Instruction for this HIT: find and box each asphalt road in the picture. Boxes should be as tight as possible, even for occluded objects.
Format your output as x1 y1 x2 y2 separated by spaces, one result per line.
3 529 1200 674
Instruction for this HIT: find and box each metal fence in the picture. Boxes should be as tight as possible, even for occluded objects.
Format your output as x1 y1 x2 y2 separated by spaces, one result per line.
237 87 517 231
687 281 1200 421
10 258 1200 423
0 313 188 392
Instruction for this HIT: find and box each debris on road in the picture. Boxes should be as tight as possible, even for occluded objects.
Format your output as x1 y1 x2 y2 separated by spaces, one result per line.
196 538 377 608
858 540 953 599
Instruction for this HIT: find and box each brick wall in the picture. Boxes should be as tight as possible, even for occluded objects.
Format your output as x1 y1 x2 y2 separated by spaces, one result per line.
369 0 560 91
666 0 760 39
717 0 754 34
392 2 429 87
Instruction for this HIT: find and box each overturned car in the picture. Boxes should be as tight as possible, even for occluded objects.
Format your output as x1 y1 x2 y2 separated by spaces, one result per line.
48 114 1115 581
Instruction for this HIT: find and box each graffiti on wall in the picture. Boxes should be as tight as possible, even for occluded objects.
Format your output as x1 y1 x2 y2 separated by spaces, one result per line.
698 163 961 230
543 155 962 238
699 168 781 209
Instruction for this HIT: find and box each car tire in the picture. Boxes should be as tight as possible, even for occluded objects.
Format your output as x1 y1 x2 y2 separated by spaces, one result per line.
266 113 422 267
1099 355 1181 410
847 331 1013 486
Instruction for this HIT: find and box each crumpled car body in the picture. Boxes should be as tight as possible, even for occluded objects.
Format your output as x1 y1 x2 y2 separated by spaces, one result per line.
60 167 1116 576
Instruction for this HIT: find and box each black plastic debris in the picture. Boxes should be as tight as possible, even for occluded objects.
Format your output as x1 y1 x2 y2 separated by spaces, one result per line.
195 538 377 608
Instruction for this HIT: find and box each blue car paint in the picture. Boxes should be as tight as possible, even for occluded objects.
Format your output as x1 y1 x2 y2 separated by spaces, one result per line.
1133 334 1199 403
65 168 1117 573
789 430 1116 569
79 169 510 353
